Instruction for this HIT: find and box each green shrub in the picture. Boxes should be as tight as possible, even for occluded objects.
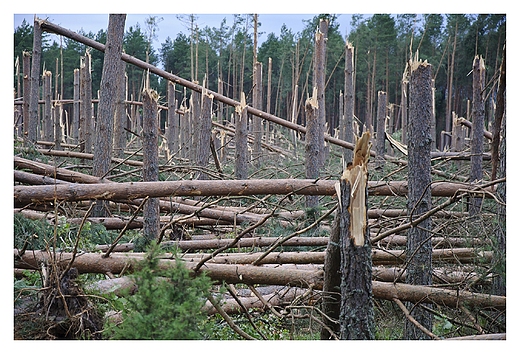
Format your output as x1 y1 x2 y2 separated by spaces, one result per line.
105 242 213 339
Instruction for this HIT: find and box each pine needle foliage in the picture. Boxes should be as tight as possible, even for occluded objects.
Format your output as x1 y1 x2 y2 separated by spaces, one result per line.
105 242 213 339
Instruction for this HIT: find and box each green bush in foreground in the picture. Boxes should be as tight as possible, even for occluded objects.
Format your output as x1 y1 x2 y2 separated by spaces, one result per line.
105 242 212 339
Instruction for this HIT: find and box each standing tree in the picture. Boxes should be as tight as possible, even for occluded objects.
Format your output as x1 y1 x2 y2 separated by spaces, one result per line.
468 55 485 216
28 17 43 144
338 131 374 340
375 90 387 169
92 14 126 217
404 58 433 340
342 42 355 165
141 87 160 248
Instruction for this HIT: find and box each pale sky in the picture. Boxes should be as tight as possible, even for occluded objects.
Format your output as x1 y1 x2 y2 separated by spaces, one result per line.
13 13 354 49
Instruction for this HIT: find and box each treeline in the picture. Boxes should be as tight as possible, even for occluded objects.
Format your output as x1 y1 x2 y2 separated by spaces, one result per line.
14 14 505 148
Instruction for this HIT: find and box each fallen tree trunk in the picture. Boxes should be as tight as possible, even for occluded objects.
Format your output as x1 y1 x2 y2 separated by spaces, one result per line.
14 179 495 207
96 236 330 252
15 250 505 310
15 156 110 184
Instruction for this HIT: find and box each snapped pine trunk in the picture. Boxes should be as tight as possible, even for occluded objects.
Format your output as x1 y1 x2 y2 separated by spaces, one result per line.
469 55 485 216
305 87 320 210
405 59 433 340
338 132 375 340
142 88 160 245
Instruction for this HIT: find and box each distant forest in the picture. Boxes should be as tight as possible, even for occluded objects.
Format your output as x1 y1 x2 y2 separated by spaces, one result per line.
14 14 506 148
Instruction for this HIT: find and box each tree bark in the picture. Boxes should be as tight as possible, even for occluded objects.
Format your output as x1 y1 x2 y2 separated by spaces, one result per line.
491 46 505 181
142 88 160 244
320 209 341 339
28 18 42 143
405 59 433 340
493 112 506 296
166 81 178 159
235 92 248 179
93 14 126 217
313 19 328 167
80 51 93 153
252 61 263 166
343 42 355 164
43 71 53 142
14 178 496 208
338 132 375 340
375 91 387 169
22 51 31 140
15 250 505 310
194 79 213 180
469 56 485 216
305 87 320 210
113 64 127 158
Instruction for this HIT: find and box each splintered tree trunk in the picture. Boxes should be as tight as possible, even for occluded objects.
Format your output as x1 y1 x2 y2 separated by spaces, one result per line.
375 91 387 169
252 61 263 166
43 71 53 142
166 81 178 159
22 51 31 140
338 132 374 340
405 60 433 340
80 52 93 153
305 87 320 210
195 78 213 180
72 68 80 142
28 18 42 143
314 19 328 167
469 55 485 216
343 42 355 165
235 92 248 179
93 14 126 217
142 88 160 245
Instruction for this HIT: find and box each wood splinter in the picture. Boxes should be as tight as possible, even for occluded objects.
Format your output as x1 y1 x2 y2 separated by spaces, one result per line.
336 131 371 246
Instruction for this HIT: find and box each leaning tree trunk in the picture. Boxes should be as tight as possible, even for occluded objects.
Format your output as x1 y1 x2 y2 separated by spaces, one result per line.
404 59 433 340
469 55 485 216
338 131 374 340
141 88 160 247
92 14 126 217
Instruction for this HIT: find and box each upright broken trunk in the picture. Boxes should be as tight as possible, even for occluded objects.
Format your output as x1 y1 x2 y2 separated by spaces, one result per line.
314 19 328 168
342 42 355 165
252 61 263 167
338 131 374 340
195 78 213 180
166 81 179 159
375 91 387 169
469 55 485 216
234 93 248 179
405 59 433 340
141 88 160 247
305 87 320 211
80 51 93 153
28 18 42 144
